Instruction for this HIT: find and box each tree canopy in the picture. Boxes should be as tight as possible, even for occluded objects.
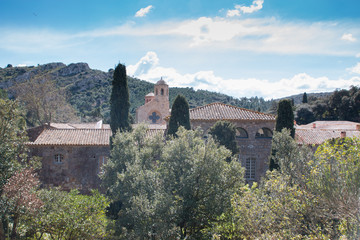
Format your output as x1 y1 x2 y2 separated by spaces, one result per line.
101 125 244 239
167 95 191 136
209 120 239 158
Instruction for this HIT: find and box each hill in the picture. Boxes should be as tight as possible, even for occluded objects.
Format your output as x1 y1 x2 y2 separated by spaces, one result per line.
0 62 277 124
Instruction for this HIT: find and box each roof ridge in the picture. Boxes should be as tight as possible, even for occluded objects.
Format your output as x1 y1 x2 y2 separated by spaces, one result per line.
190 102 275 117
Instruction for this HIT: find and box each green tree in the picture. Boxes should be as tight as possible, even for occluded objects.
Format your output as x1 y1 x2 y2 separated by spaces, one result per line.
110 63 131 136
295 106 315 125
23 188 110 239
302 92 308 103
102 125 244 239
0 99 35 239
275 99 295 138
209 120 239 158
167 95 191 136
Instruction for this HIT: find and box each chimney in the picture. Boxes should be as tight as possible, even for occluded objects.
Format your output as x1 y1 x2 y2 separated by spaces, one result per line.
340 131 346 138
312 123 316 128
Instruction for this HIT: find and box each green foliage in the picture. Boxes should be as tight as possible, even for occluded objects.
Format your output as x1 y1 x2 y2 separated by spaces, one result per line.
209 121 239 158
275 99 295 138
0 99 27 190
295 106 316 125
110 63 131 135
213 130 360 239
168 95 191 136
102 126 244 239
23 188 111 239
211 172 332 239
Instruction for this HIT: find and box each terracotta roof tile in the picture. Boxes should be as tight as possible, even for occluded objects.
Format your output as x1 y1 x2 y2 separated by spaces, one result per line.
296 121 360 130
28 128 165 146
189 102 275 121
28 129 111 146
295 129 360 145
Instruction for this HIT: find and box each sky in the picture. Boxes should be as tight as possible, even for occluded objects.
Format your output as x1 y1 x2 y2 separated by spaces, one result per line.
1 0 360 99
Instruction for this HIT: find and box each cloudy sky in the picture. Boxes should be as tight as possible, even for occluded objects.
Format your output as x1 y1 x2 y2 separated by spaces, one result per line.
1 0 360 99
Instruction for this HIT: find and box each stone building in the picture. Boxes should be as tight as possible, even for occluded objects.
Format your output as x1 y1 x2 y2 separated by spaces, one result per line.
28 79 276 190
188 102 276 182
135 78 170 125
27 122 111 193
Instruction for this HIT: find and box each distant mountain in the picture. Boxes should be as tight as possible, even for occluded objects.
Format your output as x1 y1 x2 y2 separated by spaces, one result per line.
0 62 328 123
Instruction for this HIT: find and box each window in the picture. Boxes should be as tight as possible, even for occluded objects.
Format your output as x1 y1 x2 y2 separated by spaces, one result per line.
149 112 160 124
54 154 64 164
236 128 248 138
161 88 164 95
98 156 108 174
255 127 273 138
245 157 256 180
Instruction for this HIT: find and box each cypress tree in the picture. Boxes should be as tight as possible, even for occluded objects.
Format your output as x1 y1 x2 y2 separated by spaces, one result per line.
110 63 131 136
275 99 295 138
302 92 308 103
168 95 191 136
270 99 295 171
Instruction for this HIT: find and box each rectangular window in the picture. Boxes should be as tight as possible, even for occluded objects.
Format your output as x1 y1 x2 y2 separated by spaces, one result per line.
54 154 64 164
98 156 108 174
245 157 256 180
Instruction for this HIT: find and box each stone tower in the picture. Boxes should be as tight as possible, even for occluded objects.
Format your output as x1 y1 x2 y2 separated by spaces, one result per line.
135 78 170 125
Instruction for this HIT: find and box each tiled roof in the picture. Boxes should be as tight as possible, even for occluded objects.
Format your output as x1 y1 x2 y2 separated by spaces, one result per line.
28 127 165 146
28 129 112 146
189 102 275 121
295 129 360 145
296 121 360 130
50 122 110 129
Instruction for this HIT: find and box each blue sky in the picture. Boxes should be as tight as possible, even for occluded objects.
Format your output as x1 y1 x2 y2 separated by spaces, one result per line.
1 0 360 99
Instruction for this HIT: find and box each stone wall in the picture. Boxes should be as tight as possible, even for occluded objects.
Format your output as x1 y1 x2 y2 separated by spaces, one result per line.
30 145 109 193
191 120 275 182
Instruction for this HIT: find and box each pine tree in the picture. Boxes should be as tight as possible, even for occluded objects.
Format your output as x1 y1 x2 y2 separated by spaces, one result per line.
110 63 131 136
168 95 191 136
302 92 308 103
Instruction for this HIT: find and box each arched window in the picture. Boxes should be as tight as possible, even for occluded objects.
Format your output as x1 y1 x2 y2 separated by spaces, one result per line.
54 154 64 164
255 127 273 138
161 88 164 95
236 128 248 138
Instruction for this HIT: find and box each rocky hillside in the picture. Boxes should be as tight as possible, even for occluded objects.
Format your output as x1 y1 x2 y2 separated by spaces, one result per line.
0 62 276 123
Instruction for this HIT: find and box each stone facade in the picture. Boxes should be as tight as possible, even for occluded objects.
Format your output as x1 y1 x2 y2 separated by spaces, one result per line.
31 145 109 193
190 105 275 183
135 78 169 125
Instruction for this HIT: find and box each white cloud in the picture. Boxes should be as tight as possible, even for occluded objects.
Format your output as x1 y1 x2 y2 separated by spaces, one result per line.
348 62 360 74
226 9 240 17
227 0 264 17
341 33 356 42
356 53 360 58
135 5 153 17
127 51 159 76
129 52 360 99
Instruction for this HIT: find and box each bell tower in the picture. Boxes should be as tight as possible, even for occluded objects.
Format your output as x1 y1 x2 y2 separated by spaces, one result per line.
135 78 170 125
